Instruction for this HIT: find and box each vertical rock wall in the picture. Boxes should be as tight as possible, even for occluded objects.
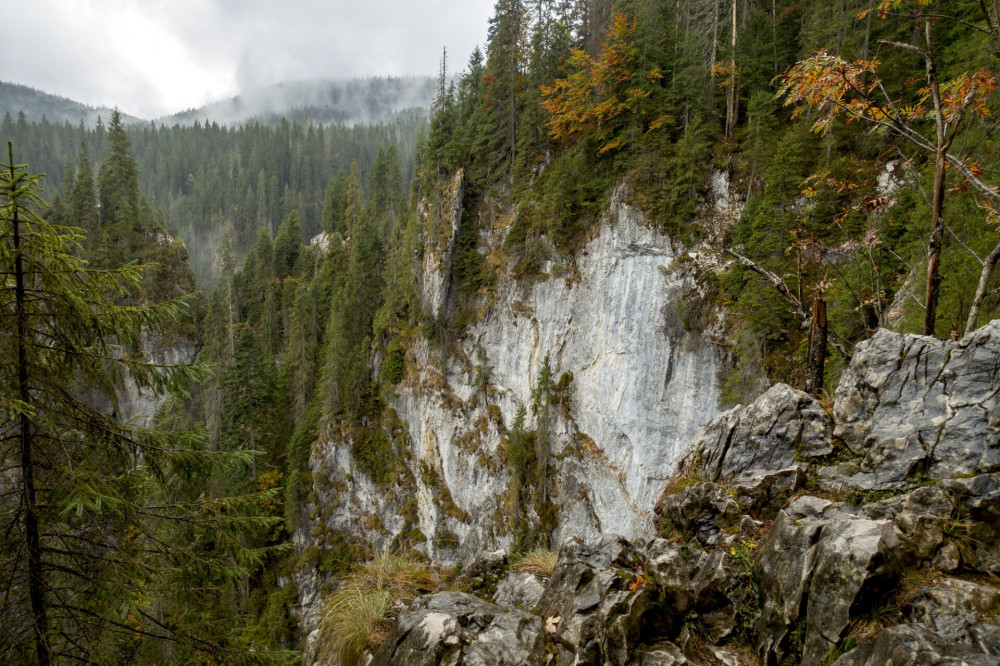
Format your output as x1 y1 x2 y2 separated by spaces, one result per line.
301 179 724 567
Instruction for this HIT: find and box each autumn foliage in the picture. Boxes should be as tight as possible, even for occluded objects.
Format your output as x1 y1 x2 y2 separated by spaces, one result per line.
540 11 669 155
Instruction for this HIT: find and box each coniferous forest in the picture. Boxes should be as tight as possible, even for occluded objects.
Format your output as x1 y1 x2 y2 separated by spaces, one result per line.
3 0 1000 664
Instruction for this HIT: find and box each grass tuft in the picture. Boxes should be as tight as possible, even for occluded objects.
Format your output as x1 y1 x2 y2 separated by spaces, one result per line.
317 552 436 665
512 548 558 577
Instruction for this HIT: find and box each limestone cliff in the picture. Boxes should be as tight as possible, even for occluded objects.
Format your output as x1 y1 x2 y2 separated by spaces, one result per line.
297 176 726 568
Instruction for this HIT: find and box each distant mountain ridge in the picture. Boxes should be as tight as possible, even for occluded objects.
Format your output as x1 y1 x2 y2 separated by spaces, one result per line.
158 76 436 127
2 76 436 129
0 81 141 127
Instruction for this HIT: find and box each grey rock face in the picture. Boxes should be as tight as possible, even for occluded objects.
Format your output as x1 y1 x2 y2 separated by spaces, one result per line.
861 474 1000 574
493 572 546 611
370 591 544 666
304 181 724 569
417 169 463 320
677 383 832 484
834 323 1000 489
655 482 741 546
536 535 669 666
628 642 690 665
903 578 1000 654
830 624 999 666
756 498 903 666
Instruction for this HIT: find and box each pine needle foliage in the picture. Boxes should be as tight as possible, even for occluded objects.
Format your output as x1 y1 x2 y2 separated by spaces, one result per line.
0 143 288 665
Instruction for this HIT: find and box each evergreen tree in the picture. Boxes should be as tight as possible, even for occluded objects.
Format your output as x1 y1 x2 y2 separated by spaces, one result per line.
0 144 281 664
273 210 302 278
97 109 140 231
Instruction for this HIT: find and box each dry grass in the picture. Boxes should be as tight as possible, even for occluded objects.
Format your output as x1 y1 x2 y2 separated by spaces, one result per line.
316 552 436 665
512 548 559 577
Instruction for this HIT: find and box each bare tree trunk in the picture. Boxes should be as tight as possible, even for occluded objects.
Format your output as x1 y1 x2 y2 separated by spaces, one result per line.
726 0 738 137
805 296 828 395
966 241 1000 333
923 19 950 337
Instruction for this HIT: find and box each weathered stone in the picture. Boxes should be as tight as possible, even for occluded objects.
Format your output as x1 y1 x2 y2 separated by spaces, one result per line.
830 624 998 665
627 641 689 665
834 323 1000 490
536 536 671 665
860 475 1000 574
455 549 507 599
902 578 1000 655
756 497 903 666
732 464 808 520
863 484 953 561
640 538 734 643
370 591 544 666
493 571 545 611
655 482 741 546
676 383 833 484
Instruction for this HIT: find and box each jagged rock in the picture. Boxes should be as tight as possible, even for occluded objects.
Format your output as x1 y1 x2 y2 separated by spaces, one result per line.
731 464 808 520
902 578 1000 654
862 475 1000 573
830 624 999 665
863 484 953 561
369 591 544 666
641 538 734 642
834 323 1000 490
536 535 669 665
455 549 507 599
628 641 689 665
756 497 903 666
676 383 833 484
655 482 741 546
493 571 545 611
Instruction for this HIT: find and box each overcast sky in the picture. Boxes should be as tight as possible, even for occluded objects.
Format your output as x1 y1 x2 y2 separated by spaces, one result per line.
4 0 496 119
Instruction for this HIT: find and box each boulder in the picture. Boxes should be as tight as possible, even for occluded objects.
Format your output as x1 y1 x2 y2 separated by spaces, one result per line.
676 384 833 484
830 624 998 665
755 497 903 666
370 591 544 666
834 323 1000 490
493 571 545 611
655 482 741 546
902 578 1000 656
536 535 670 666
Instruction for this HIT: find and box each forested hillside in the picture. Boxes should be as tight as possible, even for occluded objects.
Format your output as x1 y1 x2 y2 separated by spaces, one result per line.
2 107 425 282
3 0 1000 663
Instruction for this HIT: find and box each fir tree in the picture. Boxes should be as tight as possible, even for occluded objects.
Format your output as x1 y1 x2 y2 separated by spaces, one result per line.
0 144 284 663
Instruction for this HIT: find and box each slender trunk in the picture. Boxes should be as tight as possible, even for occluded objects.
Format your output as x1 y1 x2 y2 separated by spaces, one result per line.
805 296 828 395
710 0 720 76
923 19 947 337
726 0 738 137
10 142 51 666
966 241 1000 333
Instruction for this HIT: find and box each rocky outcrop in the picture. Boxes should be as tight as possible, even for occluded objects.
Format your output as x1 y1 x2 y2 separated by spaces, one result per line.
370 592 545 666
304 189 1000 664
676 383 832 484
755 498 903 666
835 325 1000 489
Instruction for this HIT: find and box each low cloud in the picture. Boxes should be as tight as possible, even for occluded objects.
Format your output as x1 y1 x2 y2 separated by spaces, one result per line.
4 0 492 118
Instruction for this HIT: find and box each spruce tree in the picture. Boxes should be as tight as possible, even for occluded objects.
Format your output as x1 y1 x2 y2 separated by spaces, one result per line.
0 144 283 664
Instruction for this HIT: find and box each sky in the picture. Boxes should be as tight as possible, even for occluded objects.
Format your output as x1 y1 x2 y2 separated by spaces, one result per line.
4 0 496 119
